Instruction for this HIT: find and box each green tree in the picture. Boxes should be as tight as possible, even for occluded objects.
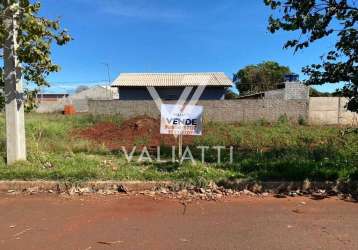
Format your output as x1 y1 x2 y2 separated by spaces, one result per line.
225 89 239 99
233 61 291 96
0 0 71 110
264 0 358 112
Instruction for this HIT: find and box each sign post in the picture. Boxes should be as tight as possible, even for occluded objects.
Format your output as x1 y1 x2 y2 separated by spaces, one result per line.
178 134 183 159
160 104 203 160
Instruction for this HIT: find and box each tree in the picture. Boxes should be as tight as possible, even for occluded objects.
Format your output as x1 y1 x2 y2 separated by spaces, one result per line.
233 61 291 96
75 85 89 94
264 0 358 112
225 89 239 99
0 0 71 110
310 88 332 97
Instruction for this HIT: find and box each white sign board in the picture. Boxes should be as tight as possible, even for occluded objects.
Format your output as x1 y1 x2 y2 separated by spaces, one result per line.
160 104 203 136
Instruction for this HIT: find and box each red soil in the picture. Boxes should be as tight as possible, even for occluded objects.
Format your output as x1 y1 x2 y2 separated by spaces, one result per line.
76 116 195 151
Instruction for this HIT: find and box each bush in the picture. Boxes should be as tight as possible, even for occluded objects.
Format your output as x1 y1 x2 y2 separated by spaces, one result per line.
298 115 307 125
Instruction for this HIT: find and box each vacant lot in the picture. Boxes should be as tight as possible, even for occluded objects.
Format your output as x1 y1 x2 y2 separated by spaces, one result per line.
0 113 357 185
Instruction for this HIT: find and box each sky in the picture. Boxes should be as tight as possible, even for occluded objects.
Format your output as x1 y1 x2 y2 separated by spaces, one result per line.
39 0 342 94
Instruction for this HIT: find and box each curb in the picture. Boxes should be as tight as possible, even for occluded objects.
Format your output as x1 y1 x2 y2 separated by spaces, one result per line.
0 181 172 194
1 180 357 196
218 180 358 195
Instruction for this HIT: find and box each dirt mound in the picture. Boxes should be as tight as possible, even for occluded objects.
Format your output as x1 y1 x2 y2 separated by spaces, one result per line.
77 116 194 151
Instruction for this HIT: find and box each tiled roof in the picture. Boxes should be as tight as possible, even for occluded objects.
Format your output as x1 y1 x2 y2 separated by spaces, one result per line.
111 72 232 87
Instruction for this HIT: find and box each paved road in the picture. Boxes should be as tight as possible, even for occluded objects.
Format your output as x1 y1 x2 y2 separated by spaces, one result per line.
0 194 357 250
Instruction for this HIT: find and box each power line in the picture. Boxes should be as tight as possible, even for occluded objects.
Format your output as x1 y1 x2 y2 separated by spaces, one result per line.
46 80 108 84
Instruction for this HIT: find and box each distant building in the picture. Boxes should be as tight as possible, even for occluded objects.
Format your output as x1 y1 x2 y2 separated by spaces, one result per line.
68 85 118 112
37 93 69 103
238 75 309 101
36 85 118 113
111 72 233 100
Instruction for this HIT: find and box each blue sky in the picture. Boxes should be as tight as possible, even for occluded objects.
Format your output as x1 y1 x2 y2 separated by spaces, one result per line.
39 0 341 94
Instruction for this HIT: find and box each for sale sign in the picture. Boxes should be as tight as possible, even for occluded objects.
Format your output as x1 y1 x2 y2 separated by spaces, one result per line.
160 104 203 136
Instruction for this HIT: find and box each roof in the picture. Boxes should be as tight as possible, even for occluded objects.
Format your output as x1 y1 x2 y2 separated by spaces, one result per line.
111 72 232 87
37 93 69 98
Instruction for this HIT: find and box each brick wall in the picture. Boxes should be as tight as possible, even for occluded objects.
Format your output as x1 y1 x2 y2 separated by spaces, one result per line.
88 99 308 123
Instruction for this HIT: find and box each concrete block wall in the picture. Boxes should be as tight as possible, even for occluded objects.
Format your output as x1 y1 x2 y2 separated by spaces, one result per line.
264 89 285 99
88 99 308 123
284 82 310 100
309 97 357 125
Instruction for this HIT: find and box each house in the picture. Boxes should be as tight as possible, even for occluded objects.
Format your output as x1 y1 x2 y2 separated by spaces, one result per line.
69 85 118 101
36 85 118 113
36 93 69 103
237 75 309 100
111 72 233 100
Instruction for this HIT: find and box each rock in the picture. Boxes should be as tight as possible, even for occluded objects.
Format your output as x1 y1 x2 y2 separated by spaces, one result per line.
311 192 326 200
68 187 78 195
288 191 298 197
226 189 234 195
213 189 222 194
178 189 188 196
262 192 269 197
147 191 156 197
199 188 206 194
337 193 345 200
26 187 39 194
243 189 256 196
215 194 223 199
78 187 93 194
159 188 168 194
98 189 115 195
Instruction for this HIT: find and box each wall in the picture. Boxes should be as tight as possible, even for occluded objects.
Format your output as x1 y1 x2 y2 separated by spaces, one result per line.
264 89 285 99
88 99 308 123
284 82 310 100
37 86 115 113
36 100 67 113
309 97 357 125
118 87 226 100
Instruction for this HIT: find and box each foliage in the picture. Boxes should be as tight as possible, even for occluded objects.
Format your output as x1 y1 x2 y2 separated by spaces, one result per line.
0 0 71 110
309 87 343 97
233 61 291 96
0 114 356 183
225 89 239 99
298 115 307 125
264 0 358 112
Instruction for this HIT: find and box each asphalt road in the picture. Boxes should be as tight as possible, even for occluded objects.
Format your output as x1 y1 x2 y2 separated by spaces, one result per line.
0 194 357 250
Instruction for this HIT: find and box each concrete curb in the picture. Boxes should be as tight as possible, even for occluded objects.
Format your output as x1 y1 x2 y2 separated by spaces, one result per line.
0 180 358 195
218 180 358 195
0 181 173 193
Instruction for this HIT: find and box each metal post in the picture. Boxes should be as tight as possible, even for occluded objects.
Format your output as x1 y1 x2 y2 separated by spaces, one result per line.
178 134 183 160
102 63 111 99
3 1 27 164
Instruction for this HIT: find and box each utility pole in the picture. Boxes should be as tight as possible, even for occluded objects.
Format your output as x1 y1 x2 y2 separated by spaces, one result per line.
102 63 111 99
3 0 27 164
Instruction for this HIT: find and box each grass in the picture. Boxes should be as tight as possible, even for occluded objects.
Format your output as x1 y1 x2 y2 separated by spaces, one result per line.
0 113 357 186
